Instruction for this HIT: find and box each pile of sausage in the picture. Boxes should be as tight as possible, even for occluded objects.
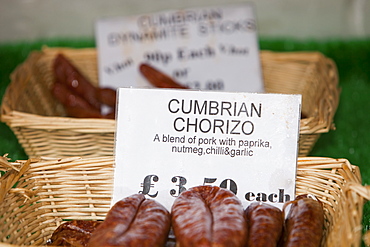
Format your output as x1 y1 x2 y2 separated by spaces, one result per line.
46 185 324 247
51 54 188 119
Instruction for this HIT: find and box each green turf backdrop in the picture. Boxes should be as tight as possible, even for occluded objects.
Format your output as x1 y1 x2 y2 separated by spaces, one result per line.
0 38 369 246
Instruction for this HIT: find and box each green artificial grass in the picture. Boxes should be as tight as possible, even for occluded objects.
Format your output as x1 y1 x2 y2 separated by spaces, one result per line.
0 37 369 245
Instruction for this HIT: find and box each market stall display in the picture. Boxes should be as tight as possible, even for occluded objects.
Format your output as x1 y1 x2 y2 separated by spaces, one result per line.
0 156 367 246
0 32 369 247
1 47 339 158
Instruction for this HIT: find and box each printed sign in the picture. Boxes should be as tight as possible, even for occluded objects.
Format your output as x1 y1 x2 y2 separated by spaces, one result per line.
95 4 264 92
112 88 301 210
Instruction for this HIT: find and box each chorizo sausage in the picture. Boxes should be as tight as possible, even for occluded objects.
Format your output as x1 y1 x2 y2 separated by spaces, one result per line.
139 63 189 89
51 82 104 118
53 54 101 110
282 194 325 247
96 87 116 108
244 202 284 247
171 185 247 247
47 220 102 247
88 194 171 247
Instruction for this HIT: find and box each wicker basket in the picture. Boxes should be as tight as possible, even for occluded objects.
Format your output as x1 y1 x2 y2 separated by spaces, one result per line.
0 155 368 247
0 47 340 158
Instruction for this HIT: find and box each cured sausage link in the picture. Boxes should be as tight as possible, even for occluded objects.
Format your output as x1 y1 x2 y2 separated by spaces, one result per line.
96 87 116 108
171 188 213 246
118 198 172 246
244 202 284 247
171 186 247 247
283 194 325 247
47 220 102 246
51 82 104 118
88 194 171 247
207 187 248 247
53 54 101 110
139 63 189 89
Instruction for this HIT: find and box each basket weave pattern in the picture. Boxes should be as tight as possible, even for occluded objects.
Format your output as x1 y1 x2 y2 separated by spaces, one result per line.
0 47 340 158
0 156 366 247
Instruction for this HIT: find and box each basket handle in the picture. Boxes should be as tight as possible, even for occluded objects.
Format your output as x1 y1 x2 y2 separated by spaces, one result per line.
0 156 32 203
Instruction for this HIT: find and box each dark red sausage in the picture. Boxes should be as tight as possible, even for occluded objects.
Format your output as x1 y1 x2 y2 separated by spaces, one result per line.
51 82 104 118
171 186 247 247
244 202 284 247
96 87 116 108
47 220 102 246
282 194 325 247
88 194 171 247
139 63 189 89
53 54 101 110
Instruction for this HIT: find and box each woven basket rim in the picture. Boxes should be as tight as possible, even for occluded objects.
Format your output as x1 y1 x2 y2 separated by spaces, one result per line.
0 47 341 159
0 155 367 247
1 111 115 132
2 109 324 133
0 47 340 135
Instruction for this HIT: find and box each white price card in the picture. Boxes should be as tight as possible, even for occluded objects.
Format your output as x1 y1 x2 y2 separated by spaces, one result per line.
112 88 301 210
95 3 264 92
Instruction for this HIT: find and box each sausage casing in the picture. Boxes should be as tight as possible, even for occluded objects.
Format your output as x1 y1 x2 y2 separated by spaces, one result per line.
51 82 104 118
53 54 100 110
283 194 325 247
88 194 171 247
139 63 189 89
171 185 247 247
96 87 116 108
47 220 101 247
245 202 284 247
